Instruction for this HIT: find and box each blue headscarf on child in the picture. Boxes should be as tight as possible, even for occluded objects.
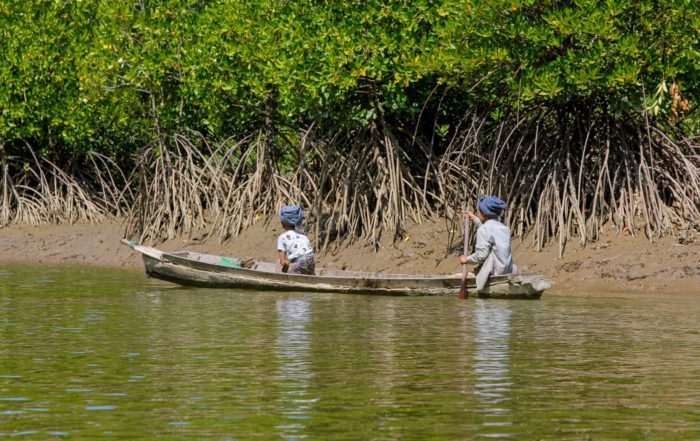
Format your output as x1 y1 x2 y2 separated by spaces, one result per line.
477 196 508 219
280 205 304 227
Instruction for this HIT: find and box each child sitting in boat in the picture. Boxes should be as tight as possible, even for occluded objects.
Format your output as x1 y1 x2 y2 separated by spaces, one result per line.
277 205 315 275
459 196 517 290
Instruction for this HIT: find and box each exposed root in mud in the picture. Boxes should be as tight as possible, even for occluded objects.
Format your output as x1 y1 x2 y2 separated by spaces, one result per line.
0 145 118 227
2 114 698 256
438 111 700 256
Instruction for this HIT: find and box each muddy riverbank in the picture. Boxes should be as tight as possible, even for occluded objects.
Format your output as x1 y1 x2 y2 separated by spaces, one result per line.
1 218 698 295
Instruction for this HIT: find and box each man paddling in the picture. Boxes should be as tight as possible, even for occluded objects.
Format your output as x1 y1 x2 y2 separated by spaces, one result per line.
459 196 517 291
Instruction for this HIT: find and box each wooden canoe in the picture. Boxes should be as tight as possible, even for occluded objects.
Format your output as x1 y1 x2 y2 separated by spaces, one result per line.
122 239 551 298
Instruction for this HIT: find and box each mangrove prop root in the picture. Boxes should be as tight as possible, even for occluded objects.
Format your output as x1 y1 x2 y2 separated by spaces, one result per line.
2 114 698 257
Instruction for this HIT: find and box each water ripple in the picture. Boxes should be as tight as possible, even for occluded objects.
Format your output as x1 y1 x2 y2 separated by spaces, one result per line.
0 269 699 439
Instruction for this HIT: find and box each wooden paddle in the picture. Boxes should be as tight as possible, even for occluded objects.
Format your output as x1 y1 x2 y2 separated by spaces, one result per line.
458 207 471 299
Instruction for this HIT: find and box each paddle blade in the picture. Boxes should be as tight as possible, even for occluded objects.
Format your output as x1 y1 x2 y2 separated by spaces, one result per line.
458 265 468 299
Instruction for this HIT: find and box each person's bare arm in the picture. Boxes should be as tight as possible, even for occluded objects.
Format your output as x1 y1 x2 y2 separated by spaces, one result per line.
278 250 290 272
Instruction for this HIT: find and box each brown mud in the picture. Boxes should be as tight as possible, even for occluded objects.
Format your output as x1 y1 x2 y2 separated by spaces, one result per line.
1 218 698 295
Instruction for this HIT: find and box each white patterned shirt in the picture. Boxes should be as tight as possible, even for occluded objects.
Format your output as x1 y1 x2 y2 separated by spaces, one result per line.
277 230 314 261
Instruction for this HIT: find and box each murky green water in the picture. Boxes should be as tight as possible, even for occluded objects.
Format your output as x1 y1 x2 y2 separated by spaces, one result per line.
1 265 699 440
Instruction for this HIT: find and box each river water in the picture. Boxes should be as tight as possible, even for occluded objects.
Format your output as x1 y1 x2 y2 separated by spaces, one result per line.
1 265 699 440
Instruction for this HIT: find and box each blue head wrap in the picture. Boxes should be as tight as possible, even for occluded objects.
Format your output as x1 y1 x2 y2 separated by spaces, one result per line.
477 196 508 219
280 205 303 227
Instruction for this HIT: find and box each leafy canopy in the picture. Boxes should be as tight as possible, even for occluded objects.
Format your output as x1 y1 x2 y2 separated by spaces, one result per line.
1 0 698 158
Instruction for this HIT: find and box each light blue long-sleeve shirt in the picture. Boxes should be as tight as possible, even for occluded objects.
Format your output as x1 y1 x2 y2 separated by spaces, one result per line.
466 218 516 276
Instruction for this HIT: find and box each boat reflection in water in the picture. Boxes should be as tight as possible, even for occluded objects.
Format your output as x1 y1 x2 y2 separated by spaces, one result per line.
473 300 514 437
274 298 316 437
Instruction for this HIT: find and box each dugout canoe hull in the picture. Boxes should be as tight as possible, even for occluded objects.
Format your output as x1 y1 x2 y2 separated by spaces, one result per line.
122 240 551 298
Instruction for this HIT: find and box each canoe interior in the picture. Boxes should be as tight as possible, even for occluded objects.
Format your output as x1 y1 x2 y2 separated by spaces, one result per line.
169 250 464 280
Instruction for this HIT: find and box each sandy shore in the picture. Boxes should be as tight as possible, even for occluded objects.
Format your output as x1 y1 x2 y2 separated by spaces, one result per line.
1 217 698 295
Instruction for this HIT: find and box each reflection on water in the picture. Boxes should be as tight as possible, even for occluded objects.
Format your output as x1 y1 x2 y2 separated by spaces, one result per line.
474 301 513 437
275 299 315 437
1 265 700 439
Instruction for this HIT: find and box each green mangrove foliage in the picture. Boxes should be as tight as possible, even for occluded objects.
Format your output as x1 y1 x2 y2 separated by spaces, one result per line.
1 0 699 252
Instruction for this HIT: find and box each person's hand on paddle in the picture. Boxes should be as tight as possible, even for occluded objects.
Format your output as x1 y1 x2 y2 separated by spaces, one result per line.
461 209 478 222
458 205 472 299
458 208 475 267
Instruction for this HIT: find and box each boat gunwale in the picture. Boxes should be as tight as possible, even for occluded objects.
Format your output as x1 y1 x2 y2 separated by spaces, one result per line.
126 241 549 297
159 250 515 290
